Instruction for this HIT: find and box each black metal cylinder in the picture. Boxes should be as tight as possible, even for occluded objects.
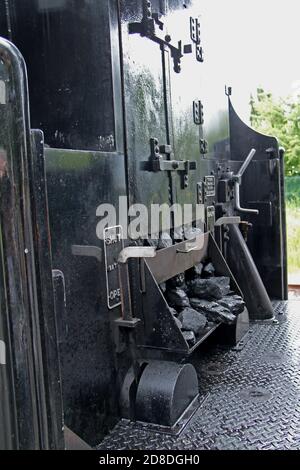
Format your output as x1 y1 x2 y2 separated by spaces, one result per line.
227 224 274 320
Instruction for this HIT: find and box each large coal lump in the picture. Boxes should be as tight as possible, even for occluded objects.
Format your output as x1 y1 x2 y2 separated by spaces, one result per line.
190 298 236 325
188 276 231 300
206 306 236 324
217 295 245 315
179 307 207 335
190 298 219 313
165 288 190 309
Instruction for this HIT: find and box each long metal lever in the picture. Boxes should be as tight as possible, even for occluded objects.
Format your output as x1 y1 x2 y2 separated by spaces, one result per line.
236 148 257 180
117 246 156 323
233 149 259 215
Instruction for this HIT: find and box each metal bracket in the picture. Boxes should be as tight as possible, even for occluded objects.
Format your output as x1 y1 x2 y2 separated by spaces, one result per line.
193 100 204 125
129 0 192 73
114 318 141 329
71 245 102 262
142 138 197 189
200 139 208 154
225 85 232 96
190 17 201 44
118 247 156 264
215 216 241 227
196 44 204 63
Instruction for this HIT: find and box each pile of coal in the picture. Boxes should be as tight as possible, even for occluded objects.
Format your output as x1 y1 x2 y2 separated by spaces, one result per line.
165 260 246 344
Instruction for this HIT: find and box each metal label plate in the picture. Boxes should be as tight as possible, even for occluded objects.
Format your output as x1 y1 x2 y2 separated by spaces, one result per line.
103 225 124 309
204 176 215 197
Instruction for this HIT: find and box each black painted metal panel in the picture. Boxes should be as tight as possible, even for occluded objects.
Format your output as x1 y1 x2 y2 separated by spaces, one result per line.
45 149 127 444
4 0 116 152
229 100 288 299
0 37 63 450
120 0 171 215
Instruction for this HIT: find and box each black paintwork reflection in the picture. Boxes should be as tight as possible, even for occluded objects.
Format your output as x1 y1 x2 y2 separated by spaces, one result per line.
0 38 64 449
45 149 127 444
121 0 171 214
4 0 115 152
229 101 287 299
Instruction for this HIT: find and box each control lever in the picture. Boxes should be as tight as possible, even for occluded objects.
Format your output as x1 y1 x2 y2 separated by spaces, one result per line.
232 149 259 215
117 247 156 323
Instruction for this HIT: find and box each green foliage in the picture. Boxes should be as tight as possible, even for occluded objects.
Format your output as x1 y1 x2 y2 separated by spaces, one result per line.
285 176 300 206
285 177 300 275
286 204 300 274
250 88 300 176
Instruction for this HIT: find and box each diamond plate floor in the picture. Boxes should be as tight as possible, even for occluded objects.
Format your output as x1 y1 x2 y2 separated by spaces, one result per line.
97 301 300 450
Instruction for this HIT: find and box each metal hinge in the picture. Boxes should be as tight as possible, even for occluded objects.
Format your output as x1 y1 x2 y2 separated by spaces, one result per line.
196 44 204 62
190 17 201 44
193 100 204 125
190 17 204 63
200 139 208 155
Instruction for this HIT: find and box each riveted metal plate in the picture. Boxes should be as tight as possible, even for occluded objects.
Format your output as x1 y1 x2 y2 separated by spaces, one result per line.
97 301 300 450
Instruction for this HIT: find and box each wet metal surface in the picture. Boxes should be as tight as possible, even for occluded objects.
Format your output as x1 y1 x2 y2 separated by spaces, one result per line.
98 301 300 450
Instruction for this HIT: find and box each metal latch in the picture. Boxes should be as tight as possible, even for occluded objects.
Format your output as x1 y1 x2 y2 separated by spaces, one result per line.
129 0 193 73
141 138 197 189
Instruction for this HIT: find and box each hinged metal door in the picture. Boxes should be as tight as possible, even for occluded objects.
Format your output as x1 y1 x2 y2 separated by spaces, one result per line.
121 0 175 235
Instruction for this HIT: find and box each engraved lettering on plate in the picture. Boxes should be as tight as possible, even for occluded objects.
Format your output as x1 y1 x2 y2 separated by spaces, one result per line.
204 175 215 197
104 225 123 309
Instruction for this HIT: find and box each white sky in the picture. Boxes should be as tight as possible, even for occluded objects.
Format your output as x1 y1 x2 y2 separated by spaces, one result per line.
200 0 300 121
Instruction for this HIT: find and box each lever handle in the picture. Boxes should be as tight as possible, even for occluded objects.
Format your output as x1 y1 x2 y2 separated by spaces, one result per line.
233 148 259 215
234 181 259 215
236 148 256 180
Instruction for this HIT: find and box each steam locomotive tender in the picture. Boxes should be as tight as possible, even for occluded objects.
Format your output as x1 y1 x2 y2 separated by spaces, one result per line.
0 0 287 449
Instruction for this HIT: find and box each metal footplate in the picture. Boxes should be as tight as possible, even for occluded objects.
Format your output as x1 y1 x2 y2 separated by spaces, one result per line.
98 301 300 450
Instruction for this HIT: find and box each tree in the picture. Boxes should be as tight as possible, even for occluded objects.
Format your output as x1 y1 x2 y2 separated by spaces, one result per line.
250 88 300 176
